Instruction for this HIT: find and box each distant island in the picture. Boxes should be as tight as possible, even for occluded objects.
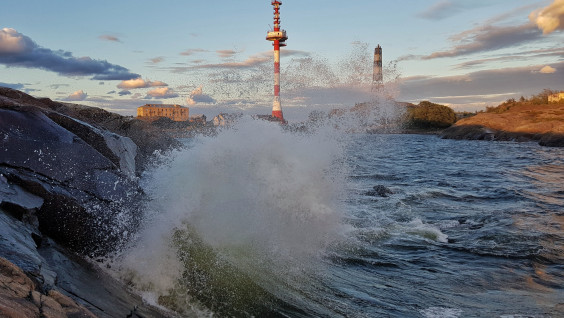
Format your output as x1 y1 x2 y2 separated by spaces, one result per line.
441 89 564 147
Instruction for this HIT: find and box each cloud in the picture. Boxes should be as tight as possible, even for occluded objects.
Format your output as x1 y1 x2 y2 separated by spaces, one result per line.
117 77 168 89
420 23 541 60
98 35 121 43
0 82 24 90
145 87 179 99
186 50 309 70
149 57 164 64
417 1 459 20
454 47 564 69
186 86 216 105
0 28 139 80
399 61 564 106
64 90 87 101
530 0 564 34
49 84 69 89
180 48 208 56
119 90 132 96
217 49 238 58
539 65 557 73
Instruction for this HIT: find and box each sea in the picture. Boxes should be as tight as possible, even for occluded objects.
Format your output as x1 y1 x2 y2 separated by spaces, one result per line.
114 117 564 318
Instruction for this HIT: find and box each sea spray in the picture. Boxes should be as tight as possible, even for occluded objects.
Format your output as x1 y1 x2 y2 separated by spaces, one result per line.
113 43 407 315
116 117 353 315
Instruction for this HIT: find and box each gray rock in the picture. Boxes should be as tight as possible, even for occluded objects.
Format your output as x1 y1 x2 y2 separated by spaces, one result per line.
0 107 141 255
366 185 394 197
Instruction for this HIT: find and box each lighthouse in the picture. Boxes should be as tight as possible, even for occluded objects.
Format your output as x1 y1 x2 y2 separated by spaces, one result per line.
373 45 383 84
266 0 288 121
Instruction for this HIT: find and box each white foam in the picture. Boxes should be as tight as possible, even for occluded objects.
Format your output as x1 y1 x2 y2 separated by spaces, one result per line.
421 307 463 318
116 117 354 294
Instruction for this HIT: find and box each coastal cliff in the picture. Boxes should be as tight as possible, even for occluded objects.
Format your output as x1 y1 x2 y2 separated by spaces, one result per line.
0 88 178 317
441 102 564 147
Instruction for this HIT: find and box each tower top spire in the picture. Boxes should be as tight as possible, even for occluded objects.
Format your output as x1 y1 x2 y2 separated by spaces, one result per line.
266 0 288 46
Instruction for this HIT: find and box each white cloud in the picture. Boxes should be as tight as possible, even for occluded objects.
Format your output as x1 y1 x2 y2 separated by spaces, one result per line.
117 78 168 89
64 90 87 101
530 0 564 34
539 65 557 73
146 87 178 99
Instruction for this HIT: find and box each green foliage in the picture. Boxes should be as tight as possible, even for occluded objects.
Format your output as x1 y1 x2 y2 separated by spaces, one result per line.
455 111 477 120
405 101 457 129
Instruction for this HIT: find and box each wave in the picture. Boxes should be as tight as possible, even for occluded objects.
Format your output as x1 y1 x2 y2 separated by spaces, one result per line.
113 118 352 315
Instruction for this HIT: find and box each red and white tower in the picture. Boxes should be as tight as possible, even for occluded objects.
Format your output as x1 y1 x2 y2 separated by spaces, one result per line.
266 0 288 121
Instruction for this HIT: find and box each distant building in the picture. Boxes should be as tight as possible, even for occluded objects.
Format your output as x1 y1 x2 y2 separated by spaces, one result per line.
548 92 564 103
137 104 189 121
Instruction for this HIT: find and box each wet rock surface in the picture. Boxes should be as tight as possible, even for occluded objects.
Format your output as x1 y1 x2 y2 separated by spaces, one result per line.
0 87 176 317
366 185 394 197
0 106 142 255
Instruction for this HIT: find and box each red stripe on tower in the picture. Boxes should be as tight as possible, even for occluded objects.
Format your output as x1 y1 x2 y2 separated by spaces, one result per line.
266 0 288 121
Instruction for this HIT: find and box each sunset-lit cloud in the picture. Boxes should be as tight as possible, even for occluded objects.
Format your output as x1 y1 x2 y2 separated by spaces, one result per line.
64 90 87 101
186 86 216 105
145 87 178 99
530 0 564 34
216 50 238 58
186 50 309 70
180 48 208 56
117 78 168 89
98 35 121 43
0 28 139 80
149 57 164 64
539 65 556 73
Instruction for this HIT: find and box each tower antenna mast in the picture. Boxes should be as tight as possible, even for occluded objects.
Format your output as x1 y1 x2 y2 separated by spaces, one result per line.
266 1 288 121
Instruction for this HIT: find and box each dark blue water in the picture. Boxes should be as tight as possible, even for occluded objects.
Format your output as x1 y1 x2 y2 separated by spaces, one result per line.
317 134 564 317
124 130 564 317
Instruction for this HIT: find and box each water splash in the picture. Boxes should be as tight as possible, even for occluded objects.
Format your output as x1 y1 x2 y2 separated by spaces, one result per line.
114 44 407 315
115 117 356 314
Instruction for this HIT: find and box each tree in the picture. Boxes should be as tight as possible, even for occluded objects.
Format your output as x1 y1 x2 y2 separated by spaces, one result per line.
530 88 557 105
405 101 457 129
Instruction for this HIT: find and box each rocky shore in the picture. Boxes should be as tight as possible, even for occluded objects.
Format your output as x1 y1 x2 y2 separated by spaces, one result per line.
0 88 180 317
441 102 564 147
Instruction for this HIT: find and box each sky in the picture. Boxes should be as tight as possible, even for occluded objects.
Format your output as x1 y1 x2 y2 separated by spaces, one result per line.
1 0 564 120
